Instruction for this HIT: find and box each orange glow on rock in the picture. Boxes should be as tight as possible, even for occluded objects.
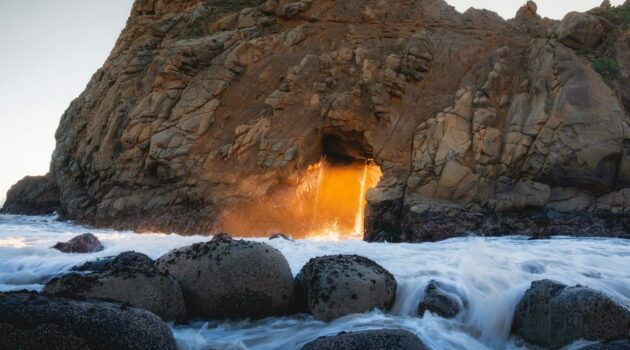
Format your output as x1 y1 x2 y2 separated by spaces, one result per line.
219 159 382 240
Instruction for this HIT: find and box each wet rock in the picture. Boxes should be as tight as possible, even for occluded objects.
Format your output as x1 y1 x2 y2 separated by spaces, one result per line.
512 279 630 349
43 269 186 321
52 233 104 253
72 251 154 272
576 340 630 350
154 239 294 319
556 12 604 49
417 280 462 318
0 174 60 215
295 255 397 321
211 232 233 243
269 233 293 240
300 329 429 350
0 292 177 350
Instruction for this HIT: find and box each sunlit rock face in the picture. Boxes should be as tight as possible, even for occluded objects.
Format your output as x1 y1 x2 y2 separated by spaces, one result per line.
5 0 630 240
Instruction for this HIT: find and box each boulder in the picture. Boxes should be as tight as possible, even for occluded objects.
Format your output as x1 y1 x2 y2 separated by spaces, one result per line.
417 280 462 318
300 329 429 350
52 233 104 253
269 233 293 240
72 251 154 272
0 292 177 350
155 239 294 319
295 255 397 321
556 12 604 49
512 279 630 349
43 269 186 321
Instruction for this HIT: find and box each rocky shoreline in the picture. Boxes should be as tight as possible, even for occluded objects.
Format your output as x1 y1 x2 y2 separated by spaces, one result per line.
2 233 628 349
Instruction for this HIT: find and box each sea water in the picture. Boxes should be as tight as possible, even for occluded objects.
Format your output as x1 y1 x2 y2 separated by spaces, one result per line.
0 214 628 350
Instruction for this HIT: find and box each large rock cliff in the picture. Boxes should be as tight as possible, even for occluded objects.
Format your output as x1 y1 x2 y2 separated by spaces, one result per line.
4 0 630 241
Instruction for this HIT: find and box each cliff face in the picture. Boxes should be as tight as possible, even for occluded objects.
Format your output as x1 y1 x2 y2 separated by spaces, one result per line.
4 0 630 240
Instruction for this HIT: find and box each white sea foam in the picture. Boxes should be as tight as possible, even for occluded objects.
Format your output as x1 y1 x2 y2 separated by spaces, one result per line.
0 214 628 349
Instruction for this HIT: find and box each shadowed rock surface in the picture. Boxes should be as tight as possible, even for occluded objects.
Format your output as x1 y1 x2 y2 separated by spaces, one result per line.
417 280 462 318
4 0 630 241
300 329 429 350
512 279 630 349
43 269 187 321
0 291 177 350
295 254 396 321
52 233 104 253
72 250 154 272
155 239 294 319
0 175 60 215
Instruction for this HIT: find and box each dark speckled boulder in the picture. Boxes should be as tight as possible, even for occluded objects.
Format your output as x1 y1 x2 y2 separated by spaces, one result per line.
155 239 294 319
300 329 429 350
512 279 630 349
295 255 397 321
43 269 186 322
0 292 177 350
52 233 103 253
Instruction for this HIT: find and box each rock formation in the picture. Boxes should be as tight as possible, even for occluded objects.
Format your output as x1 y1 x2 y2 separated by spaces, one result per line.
52 233 104 253
4 0 630 241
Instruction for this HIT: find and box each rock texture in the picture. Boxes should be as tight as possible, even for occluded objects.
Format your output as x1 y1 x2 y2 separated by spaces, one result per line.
4 0 630 241
43 269 187 321
155 239 294 319
300 329 429 350
72 251 154 272
512 279 630 349
295 255 396 321
0 292 177 350
52 233 104 253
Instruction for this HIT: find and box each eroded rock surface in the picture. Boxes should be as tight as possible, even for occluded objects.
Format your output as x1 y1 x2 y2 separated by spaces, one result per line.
155 239 294 319
300 329 429 350
295 254 396 321
512 279 630 349
0 292 177 350
4 0 630 241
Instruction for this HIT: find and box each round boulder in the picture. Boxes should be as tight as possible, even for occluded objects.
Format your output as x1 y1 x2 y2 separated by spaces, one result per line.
155 239 294 319
0 292 177 350
295 255 397 321
43 270 186 321
417 280 462 318
556 12 604 49
512 279 630 349
53 233 104 253
300 329 429 350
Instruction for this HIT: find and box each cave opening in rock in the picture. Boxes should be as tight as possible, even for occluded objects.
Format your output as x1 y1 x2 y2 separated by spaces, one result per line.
219 132 382 240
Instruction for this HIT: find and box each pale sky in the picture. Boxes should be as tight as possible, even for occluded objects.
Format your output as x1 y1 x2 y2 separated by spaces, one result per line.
0 0 623 204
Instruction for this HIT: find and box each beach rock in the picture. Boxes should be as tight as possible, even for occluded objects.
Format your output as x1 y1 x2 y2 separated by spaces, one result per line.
300 329 429 350
556 12 604 49
0 174 60 215
211 232 233 242
52 233 103 253
155 239 294 319
295 255 397 321
576 340 630 349
0 292 177 350
269 233 293 240
417 280 462 318
43 269 186 321
512 279 630 349
72 251 154 272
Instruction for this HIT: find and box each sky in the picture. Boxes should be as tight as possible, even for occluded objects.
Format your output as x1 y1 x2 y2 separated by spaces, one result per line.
0 0 624 204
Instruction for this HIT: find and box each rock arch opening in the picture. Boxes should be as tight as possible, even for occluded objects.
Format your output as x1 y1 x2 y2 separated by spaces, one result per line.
219 132 382 240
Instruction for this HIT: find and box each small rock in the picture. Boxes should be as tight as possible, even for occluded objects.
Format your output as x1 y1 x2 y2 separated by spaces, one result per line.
155 239 294 319
52 233 104 253
0 292 177 350
512 279 630 349
211 232 233 243
269 233 293 241
417 280 462 318
300 329 429 350
295 255 397 321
